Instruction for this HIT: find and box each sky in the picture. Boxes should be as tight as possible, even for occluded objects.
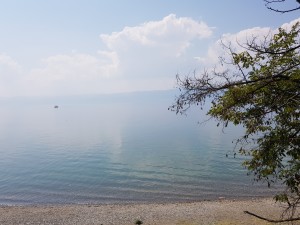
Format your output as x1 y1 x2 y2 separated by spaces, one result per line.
0 0 299 97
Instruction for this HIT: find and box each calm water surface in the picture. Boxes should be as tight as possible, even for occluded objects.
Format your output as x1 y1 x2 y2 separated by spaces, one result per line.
0 91 275 205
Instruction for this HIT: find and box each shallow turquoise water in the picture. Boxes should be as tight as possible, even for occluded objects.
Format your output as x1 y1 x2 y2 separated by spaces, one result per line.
0 91 275 205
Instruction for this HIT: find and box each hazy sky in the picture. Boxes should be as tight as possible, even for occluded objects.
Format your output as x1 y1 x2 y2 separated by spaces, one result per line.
0 0 299 97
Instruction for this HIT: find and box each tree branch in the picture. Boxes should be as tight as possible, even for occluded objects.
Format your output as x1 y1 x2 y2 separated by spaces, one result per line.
248 44 300 55
266 5 300 13
244 210 300 223
264 0 300 13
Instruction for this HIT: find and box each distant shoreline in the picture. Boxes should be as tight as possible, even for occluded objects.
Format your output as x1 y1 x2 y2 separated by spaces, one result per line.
0 198 294 225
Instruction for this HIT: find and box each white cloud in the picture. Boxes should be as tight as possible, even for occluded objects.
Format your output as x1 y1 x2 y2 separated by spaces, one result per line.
0 15 298 97
98 13 213 91
281 18 300 30
100 14 213 57
0 54 22 82
196 18 300 67
24 53 119 96
22 14 213 96
0 54 23 96
29 52 118 82
196 27 272 67
0 54 21 70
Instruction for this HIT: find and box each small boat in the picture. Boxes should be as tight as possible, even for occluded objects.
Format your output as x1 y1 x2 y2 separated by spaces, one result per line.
54 105 59 109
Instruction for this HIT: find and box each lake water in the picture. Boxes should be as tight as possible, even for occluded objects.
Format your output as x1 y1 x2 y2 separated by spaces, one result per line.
0 91 275 205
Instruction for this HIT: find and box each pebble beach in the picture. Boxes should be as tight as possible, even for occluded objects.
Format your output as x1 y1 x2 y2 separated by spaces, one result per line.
0 198 298 225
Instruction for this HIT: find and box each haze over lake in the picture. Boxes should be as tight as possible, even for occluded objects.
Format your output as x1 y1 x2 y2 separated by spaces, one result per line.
0 90 274 205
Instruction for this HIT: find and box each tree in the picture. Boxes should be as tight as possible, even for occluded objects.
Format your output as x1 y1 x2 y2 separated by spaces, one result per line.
264 0 300 13
169 21 300 219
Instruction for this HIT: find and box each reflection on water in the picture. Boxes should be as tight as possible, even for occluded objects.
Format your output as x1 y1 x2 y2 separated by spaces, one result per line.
0 91 275 205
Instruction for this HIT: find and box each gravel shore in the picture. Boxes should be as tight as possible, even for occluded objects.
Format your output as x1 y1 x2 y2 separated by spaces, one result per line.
0 198 298 225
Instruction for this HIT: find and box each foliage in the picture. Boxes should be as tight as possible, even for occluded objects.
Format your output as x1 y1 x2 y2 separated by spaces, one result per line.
170 22 300 215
